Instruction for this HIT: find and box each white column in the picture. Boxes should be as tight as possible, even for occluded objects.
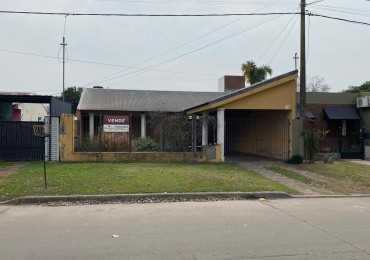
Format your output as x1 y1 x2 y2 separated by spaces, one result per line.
141 113 146 138
89 113 94 140
202 112 209 146
217 108 225 162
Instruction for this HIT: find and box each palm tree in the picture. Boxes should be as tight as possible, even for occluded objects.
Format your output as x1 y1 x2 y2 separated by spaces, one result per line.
241 60 272 85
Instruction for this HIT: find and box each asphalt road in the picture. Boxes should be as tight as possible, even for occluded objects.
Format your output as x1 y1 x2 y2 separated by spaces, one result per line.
1 197 370 260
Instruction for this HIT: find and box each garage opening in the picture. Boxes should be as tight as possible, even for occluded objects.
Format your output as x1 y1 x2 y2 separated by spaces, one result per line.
225 110 290 160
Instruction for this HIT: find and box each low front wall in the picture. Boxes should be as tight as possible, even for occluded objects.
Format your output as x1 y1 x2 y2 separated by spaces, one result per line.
60 113 221 163
62 151 198 163
365 146 370 161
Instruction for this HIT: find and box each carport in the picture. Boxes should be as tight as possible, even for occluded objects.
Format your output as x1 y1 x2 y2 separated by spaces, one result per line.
186 70 299 161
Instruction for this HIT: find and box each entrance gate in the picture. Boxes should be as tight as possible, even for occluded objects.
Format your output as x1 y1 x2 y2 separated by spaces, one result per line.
0 121 44 161
339 128 365 159
225 117 290 160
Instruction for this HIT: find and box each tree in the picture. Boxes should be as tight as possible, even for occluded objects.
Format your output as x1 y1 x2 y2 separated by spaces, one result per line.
241 60 272 85
298 75 330 92
343 80 370 93
57 86 83 114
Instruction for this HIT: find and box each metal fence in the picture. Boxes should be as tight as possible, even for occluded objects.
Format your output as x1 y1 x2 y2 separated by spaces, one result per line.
75 113 215 153
0 121 44 161
225 117 290 160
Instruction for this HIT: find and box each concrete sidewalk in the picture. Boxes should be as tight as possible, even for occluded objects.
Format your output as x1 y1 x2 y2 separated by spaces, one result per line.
238 161 325 195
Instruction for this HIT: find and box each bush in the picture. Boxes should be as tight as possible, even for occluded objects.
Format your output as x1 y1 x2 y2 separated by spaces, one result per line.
133 137 158 152
305 130 318 164
285 154 303 164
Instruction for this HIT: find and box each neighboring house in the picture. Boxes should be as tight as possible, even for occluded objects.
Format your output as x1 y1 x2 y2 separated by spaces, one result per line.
0 92 48 122
297 92 370 159
0 93 71 161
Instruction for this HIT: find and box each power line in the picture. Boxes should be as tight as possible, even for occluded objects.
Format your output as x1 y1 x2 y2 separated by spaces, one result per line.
102 12 293 86
83 1 282 87
0 48 221 77
268 14 299 65
309 6 370 18
257 8 299 63
96 0 298 4
308 12 370 26
0 10 300 16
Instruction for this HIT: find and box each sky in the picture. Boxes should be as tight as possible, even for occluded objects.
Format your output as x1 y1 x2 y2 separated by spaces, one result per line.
0 0 369 95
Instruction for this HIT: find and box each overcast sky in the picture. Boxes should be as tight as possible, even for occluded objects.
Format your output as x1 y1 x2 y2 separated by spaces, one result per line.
0 0 369 95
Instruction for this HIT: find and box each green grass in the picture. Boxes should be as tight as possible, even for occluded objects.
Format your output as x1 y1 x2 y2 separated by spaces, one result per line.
0 162 18 168
0 162 297 201
269 166 314 184
275 161 370 194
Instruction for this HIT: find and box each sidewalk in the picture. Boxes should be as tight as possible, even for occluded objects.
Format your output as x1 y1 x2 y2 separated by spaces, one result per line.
344 159 370 166
238 161 324 195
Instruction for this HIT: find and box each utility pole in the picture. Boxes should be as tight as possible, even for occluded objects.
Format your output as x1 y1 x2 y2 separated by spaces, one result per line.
293 53 299 70
300 0 306 121
60 36 67 102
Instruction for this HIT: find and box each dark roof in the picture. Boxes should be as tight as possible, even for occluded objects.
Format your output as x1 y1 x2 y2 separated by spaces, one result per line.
186 70 298 112
77 88 225 113
0 94 54 104
323 107 360 120
0 94 72 116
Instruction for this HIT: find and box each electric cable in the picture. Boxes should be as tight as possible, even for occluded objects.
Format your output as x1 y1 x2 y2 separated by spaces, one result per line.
257 7 299 63
83 0 283 87
268 14 299 65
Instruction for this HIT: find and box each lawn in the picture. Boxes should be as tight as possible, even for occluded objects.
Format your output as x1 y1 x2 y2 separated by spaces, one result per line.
0 162 18 168
0 162 296 201
273 161 370 194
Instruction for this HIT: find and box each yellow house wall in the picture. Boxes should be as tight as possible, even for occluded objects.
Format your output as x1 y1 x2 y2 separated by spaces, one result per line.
223 80 296 119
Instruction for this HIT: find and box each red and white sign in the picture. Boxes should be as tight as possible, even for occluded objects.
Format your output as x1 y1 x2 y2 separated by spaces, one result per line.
103 115 130 132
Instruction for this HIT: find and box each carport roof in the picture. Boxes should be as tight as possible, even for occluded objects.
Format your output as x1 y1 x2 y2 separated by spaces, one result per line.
186 70 298 114
77 88 225 113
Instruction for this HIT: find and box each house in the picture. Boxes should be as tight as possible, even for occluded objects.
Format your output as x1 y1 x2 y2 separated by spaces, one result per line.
0 94 71 161
71 70 370 162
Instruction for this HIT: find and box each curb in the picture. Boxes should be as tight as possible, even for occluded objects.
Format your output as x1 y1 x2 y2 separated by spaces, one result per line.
291 194 370 199
1 192 291 205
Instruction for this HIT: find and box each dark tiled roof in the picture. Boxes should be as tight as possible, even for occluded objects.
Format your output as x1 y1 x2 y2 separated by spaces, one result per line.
77 88 225 112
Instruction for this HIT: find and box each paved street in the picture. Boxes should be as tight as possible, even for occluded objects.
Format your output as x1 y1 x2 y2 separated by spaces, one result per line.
1 197 370 259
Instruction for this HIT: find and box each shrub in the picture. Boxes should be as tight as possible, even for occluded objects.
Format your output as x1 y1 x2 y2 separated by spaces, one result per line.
305 130 318 164
133 137 158 152
285 154 303 164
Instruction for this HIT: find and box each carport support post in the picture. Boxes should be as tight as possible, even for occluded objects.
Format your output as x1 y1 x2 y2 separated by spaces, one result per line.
202 112 209 146
217 108 225 162
89 113 94 140
141 113 146 138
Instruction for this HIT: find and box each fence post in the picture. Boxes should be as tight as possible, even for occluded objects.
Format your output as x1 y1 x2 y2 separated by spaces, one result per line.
361 127 365 159
129 114 132 152
192 116 197 152
339 126 342 153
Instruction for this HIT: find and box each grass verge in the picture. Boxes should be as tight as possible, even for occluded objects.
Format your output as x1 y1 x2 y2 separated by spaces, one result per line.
269 166 314 184
273 161 370 194
0 162 18 168
0 162 297 201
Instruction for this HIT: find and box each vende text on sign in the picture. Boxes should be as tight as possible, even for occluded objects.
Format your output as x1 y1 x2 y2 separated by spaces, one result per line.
103 115 130 132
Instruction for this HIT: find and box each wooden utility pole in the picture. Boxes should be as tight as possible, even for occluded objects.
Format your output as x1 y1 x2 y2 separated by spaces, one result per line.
300 0 306 120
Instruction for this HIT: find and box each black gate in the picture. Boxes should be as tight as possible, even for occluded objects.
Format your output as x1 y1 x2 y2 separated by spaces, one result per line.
0 121 44 161
339 127 365 159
